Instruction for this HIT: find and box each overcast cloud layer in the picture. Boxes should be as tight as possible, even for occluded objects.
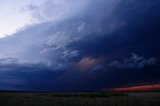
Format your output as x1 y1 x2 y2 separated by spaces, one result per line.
0 0 160 91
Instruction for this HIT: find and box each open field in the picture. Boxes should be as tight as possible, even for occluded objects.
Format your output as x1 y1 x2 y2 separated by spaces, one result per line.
0 91 160 106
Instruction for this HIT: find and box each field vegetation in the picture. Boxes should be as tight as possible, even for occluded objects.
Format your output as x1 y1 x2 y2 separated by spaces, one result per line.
0 91 160 106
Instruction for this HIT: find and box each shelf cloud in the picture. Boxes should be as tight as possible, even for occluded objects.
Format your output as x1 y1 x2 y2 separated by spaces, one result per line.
0 0 160 91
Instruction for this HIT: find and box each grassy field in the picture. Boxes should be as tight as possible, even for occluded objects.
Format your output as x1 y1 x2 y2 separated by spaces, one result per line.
0 91 160 106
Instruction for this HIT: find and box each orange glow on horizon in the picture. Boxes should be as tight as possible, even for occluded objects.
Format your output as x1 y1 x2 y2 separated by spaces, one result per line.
112 84 160 91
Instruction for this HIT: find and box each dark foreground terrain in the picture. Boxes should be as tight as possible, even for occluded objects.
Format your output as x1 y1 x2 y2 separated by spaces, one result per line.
0 91 160 106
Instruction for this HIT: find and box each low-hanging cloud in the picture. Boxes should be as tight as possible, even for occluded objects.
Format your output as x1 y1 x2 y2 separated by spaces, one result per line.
109 53 158 69
0 0 124 68
0 0 159 91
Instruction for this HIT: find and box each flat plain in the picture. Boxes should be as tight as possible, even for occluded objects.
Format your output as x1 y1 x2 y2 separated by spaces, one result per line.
0 91 160 106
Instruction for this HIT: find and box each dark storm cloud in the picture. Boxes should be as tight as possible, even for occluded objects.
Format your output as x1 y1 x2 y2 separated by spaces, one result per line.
0 0 160 91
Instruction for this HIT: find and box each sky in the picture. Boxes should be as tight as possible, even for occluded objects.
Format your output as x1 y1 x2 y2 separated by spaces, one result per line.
0 0 160 92
0 0 46 37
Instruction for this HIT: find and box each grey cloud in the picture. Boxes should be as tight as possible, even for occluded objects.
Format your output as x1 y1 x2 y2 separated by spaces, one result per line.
109 53 157 69
0 58 18 65
0 0 159 91
0 0 128 72
26 4 38 11
63 51 79 58
30 0 90 23
77 22 86 33
0 0 156 71
91 65 105 73
46 31 72 49
20 4 38 12
25 4 38 11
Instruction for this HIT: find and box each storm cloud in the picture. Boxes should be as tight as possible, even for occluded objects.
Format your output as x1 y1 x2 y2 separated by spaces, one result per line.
0 0 160 91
